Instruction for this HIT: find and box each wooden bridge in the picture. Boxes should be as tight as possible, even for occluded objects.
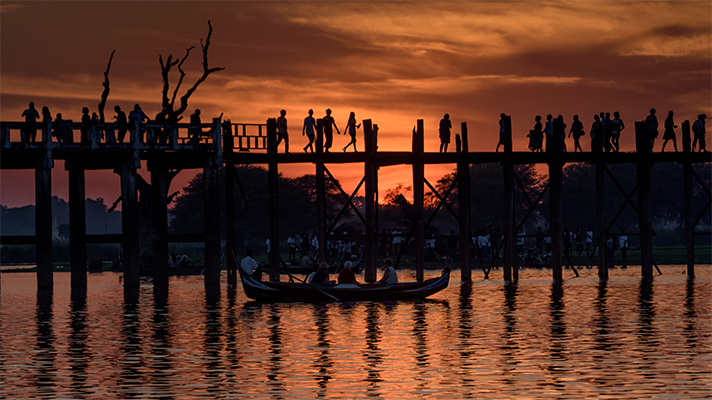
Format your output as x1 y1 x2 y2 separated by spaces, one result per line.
1 116 709 291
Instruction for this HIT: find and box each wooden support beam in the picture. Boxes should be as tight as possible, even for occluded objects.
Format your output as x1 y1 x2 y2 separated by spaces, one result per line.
502 115 516 282
635 121 654 278
549 117 564 281
595 151 608 278
364 119 377 283
151 165 169 287
223 122 237 285
68 162 87 287
682 120 694 277
413 120 425 282
266 118 280 281
316 119 327 263
120 158 140 288
458 121 471 281
35 155 53 289
203 157 222 285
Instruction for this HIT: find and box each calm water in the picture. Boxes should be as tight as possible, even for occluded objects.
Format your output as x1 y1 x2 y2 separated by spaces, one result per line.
1 266 710 399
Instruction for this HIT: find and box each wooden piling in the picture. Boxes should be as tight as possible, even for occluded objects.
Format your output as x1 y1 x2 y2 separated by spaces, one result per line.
203 158 221 285
68 161 87 287
502 115 515 282
35 156 53 289
267 118 280 280
315 119 327 263
120 158 140 288
413 120 425 281
364 119 377 283
224 122 237 285
549 118 564 281
150 165 169 287
635 121 654 278
458 122 472 281
682 120 694 277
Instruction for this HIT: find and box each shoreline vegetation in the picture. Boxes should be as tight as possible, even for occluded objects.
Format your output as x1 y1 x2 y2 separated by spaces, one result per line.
1 245 709 273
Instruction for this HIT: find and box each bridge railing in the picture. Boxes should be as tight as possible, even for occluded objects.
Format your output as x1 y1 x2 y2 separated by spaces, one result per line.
226 122 267 152
1 118 223 150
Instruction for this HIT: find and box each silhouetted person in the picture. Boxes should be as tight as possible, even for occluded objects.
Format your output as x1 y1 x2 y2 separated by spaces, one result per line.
80 107 91 145
40 106 51 143
611 111 625 152
661 110 678 152
128 103 149 144
619 229 628 265
439 113 452 152
496 113 507 152
323 108 340 153
569 114 584 152
563 227 572 261
644 108 658 152
590 114 603 152
91 112 103 143
114 105 128 143
528 115 543 152
557 114 567 152
535 227 544 258
53 113 66 144
154 108 167 145
342 111 361 152
188 109 202 145
302 109 316 153
21 102 40 143
603 112 614 152
543 114 553 152
276 109 289 153
692 114 707 152
575 227 584 256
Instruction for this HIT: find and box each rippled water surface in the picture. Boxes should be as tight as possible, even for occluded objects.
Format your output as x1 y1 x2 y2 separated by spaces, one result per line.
1 266 711 399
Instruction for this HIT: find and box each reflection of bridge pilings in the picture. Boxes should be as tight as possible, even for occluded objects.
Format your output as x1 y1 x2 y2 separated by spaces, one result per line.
69 287 89 394
34 288 55 396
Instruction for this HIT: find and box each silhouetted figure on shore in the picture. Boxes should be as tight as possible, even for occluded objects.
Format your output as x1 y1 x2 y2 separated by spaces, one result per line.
343 111 361 152
323 108 340 153
21 102 40 143
276 109 289 153
693 114 707 152
496 113 507 152
528 115 543 152
439 113 452 152
80 107 91 145
611 111 624 152
188 109 202 145
128 104 149 144
114 105 128 143
661 110 678 152
590 114 603 152
40 106 51 143
302 109 316 153
644 108 658 152
569 114 584 152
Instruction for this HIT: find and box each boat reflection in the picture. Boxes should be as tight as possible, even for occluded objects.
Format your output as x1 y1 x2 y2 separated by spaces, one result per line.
312 304 332 394
363 302 383 396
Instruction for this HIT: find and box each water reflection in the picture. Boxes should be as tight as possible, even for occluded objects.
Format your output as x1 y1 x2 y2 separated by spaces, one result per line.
547 282 568 390
120 286 142 398
204 286 222 394
69 287 89 396
637 278 658 381
500 282 520 387
267 304 285 396
363 302 383 396
312 304 332 396
149 287 173 399
683 278 697 351
225 286 242 383
35 288 55 397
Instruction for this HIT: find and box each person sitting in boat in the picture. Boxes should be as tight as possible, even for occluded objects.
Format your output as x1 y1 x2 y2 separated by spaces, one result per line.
379 258 398 285
337 261 359 285
241 248 260 279
309 261 330 284
301 254 314 266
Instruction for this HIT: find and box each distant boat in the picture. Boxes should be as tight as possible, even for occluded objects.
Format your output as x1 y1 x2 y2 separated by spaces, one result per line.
238 265 450 302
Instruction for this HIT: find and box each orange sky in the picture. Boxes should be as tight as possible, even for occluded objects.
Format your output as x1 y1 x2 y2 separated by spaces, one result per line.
1 1 710 207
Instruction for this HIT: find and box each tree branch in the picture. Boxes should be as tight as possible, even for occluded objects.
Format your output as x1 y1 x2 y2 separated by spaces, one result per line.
98 49 115 123
170 46 194 111
159 54 180 111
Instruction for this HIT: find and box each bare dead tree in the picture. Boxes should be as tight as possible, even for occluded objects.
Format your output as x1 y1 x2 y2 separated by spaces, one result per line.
159 20 225 120
98 49 116 123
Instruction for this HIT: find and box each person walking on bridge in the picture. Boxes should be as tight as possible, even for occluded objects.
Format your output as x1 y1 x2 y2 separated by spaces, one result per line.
302 109 316 153
342 111 361 152
439 113 452 152
323 108 340 153
276 109 289 153
661 110 678 152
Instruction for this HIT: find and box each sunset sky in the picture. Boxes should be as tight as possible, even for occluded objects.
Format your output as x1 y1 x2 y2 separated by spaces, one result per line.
1 1 710 208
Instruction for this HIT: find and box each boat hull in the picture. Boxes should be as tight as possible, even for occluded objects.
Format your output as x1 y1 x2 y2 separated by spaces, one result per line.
238 267 449 302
